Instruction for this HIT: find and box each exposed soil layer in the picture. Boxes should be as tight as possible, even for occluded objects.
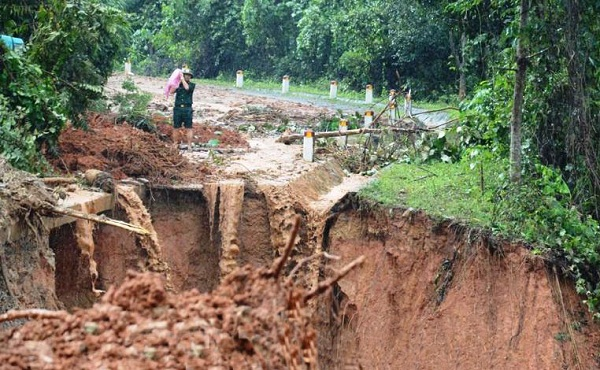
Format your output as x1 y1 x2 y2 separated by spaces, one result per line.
50 223 96 310
147 188 219 293
4 73 600 369
0 160 61 317
318 197 600 369
0 267 318 369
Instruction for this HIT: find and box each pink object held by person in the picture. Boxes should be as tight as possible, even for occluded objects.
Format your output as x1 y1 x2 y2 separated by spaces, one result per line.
164 68 182 99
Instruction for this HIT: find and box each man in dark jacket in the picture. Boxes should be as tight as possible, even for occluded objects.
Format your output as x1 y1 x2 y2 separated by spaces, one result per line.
173 66 195 152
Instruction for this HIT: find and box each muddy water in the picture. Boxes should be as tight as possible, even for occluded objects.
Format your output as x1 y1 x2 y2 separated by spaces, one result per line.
204 181 245 276
74 203 103 296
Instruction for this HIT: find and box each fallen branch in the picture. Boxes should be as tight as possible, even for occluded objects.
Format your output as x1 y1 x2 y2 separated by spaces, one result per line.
43 204 151 236
427 118 460 130
269 215 301 279
277 127 429 144
0 309 68 324
303 255 365 302
411 106 459 117
286 252 341 282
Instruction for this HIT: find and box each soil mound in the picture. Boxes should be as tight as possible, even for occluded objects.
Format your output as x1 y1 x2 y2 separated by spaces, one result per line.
0 158 57 226
0 265 317 369
48 114 212 184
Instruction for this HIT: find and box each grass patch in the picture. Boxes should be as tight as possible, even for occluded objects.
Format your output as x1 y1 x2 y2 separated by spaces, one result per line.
359 160 505 226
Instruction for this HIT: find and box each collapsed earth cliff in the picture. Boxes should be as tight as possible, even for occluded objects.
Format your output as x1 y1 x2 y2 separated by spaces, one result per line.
2 155 600 368
1 75 600 368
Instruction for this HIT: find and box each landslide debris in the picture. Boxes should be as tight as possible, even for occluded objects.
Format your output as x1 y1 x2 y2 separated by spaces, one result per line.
0 158 56 224
47 114 220 184
0 268 315 369
0 218 363 369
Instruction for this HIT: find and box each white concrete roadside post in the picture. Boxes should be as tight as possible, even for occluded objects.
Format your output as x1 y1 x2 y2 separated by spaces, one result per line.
125 59 132 75
329 80 338 99
339 118 349 148
364 110 374 128
282 75 290 94
236 70 244 88
303 129 315 162
365 84 373 104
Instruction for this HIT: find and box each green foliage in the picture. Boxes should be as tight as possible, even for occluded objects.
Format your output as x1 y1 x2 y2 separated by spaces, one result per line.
28 0 130 126
0 50 65 172
112 78 154 131
128 0 457 98
359 157 505 223
0 1 43 38
491 163 600 316
458 77 513 154
1 0 131 172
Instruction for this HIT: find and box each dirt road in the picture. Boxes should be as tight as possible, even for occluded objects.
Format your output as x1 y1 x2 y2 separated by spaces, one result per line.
106 74 371 187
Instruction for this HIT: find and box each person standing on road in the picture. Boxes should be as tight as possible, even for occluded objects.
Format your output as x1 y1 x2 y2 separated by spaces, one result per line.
173 66 195 152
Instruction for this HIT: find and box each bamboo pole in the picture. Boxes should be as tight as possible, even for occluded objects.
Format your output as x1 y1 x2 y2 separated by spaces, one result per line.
44 204 151 236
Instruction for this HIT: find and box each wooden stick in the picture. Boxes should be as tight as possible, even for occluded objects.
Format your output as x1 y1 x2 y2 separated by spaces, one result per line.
0 309 68 323
303 255 365 302
270 215 301 279
410 106 459 117
277 127 429 144
44 204 151 236
286 252 341 282
40 177 78 185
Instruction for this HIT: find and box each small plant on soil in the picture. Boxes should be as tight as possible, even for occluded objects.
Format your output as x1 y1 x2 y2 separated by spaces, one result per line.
112 78 154 132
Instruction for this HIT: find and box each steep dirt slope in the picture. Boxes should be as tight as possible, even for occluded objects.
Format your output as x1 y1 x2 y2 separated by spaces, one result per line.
318 197 600 369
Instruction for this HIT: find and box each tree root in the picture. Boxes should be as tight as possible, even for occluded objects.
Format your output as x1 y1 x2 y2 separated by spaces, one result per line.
0 309 68 324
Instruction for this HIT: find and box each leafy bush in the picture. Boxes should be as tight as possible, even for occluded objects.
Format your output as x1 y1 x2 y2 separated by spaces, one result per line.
0 50 65 172
112 78 154 131
28 0 129 127
492 163 600 316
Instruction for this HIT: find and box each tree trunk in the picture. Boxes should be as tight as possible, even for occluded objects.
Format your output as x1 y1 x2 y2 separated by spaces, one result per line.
458 32 467 100
564 0 600 217
450 29 467 100
509 0 529 183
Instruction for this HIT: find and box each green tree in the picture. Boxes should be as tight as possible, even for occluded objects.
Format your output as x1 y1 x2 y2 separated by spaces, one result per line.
28 0 130 126
1 0 130 171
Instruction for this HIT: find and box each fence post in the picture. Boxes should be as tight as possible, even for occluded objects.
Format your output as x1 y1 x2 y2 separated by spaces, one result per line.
125 59 132 75
282 75 290 93
365 84 373 104
389 102 397 124
364 110 374 128
329 80 338 99
236 70 244 88
339 118 349 148
303 129 314 162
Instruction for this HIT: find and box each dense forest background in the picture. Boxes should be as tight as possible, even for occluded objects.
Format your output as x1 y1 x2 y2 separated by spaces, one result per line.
2 0 600 311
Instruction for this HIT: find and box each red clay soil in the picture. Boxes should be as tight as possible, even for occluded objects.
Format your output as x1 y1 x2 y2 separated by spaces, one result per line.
155 120 250 149
47 113 247 184
0 267 317 370
318 207 600 369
